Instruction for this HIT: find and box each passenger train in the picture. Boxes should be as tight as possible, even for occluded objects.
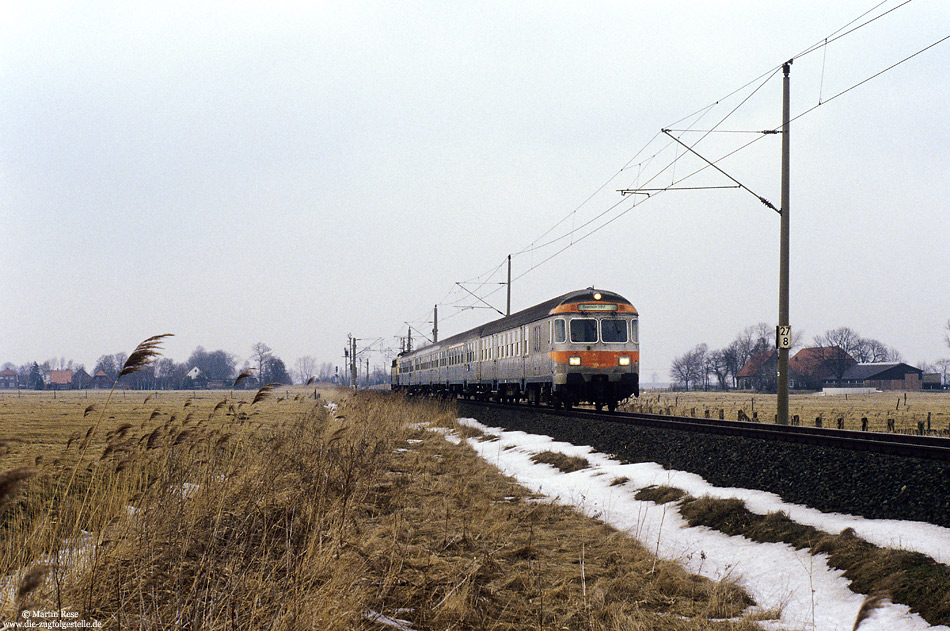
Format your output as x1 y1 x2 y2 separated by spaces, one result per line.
391 288 639 411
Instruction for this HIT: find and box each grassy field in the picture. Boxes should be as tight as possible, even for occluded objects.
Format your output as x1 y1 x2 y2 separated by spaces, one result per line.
0 388 763 630
628 390 950 434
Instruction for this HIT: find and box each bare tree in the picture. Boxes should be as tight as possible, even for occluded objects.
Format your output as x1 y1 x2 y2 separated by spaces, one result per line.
318 362 335 381
251 342 273 384
854 338 902 363
813 327 864 379
936 358 950 388
707 349 731 390
294 356 318 384
670 344 708 391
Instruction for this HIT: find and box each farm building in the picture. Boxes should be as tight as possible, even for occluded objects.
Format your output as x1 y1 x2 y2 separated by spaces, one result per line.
735 350 777 391
46 369 73 390
0 368 17 389
825 362 924 391
736 347 857 392
92 370 112 389
788 347 856 390
72 368 93 389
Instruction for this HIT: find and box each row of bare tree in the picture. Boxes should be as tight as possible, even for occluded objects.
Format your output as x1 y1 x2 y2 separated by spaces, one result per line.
670 323 908 391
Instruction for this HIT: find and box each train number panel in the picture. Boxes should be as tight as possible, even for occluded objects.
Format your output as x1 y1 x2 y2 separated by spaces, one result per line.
392 288 639 412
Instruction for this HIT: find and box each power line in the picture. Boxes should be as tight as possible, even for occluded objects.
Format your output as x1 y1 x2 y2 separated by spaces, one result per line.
418 1 943 335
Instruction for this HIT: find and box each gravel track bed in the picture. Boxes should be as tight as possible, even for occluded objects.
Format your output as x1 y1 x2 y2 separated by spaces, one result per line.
458 401 950 528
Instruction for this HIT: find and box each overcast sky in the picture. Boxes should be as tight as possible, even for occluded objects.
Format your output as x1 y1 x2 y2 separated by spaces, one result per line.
2 1 948 381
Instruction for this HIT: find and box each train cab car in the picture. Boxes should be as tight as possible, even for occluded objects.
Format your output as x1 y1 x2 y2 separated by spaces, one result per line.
544 289 639 410
392 288 639 411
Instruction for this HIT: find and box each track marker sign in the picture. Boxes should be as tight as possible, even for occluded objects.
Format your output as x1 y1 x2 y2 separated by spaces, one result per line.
776 325 792 349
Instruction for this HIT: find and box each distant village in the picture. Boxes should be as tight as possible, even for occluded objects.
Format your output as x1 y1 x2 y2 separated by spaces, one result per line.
0 343 388 392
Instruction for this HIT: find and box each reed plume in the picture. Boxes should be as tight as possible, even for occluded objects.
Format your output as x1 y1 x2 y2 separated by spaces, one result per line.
118 334 173 379
852 591 889 630
0 467 36 509
16 563 50 600
233 369 254 390
252 383 282 405
83 404 97 418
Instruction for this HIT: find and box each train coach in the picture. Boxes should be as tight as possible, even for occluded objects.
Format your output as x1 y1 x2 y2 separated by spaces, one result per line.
391 288 639 411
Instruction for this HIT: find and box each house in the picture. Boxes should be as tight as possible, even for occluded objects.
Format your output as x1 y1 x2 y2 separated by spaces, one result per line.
826 363 924 391
0 369 17 389
184 367 208 389
72 368 93 389
47 369 74 390
92 370 112 389
788 347 856 390
735 350 777 391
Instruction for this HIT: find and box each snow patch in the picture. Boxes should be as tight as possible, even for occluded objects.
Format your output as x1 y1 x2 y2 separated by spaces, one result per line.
451 417 949 631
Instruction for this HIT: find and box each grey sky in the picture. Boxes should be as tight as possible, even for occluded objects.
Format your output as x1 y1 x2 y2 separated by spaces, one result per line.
2 1 948 381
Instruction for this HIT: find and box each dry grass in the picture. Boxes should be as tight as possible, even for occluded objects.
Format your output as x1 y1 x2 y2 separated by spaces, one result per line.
0 390 766 630
530 450 590 473
628 390 950 434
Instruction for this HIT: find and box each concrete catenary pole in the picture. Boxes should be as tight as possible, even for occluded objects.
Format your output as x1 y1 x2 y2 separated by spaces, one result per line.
776 60 792 425
506 254 512 316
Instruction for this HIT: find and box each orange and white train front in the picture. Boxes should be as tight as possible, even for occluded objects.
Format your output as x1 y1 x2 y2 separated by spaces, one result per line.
547 289 639 410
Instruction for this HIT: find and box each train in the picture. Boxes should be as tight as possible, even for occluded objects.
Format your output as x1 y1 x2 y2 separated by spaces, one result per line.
391 288 639 411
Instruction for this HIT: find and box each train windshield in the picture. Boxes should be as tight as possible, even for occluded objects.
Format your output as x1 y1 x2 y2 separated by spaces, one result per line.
570 318 598 343
601 318 628 343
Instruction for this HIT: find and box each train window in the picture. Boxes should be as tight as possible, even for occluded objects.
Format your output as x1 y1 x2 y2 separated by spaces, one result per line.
570 318 598 343
631 319 639 343
554 319 566 343
601 319 628 343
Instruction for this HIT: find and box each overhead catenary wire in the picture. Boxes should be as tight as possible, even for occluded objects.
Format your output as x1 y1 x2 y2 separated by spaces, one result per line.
420 1 944 330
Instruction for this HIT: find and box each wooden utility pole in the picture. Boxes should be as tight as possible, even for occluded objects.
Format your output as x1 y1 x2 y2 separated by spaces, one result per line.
776 60 792 425
433 304 438 343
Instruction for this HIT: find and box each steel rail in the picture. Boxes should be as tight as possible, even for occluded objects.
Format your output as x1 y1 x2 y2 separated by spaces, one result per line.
457 399 950 462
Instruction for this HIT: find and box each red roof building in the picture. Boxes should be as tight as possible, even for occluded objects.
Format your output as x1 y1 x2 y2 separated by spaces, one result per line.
47 369 74 390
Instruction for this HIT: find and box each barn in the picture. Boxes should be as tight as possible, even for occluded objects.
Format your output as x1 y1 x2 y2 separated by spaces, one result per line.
826 362 924 391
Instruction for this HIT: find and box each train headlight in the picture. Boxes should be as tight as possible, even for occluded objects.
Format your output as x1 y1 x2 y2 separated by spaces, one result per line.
568 356 582 366
618 356 631 366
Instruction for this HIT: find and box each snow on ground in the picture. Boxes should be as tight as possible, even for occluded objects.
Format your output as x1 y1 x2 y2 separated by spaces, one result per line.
451 417 950 631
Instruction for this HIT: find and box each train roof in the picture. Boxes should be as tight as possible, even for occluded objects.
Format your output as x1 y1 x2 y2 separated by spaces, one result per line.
400 288 635 357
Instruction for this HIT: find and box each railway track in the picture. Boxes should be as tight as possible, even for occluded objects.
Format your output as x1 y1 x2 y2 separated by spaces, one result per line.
457 399 950 461
455 398 950 525
458 399 950 461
